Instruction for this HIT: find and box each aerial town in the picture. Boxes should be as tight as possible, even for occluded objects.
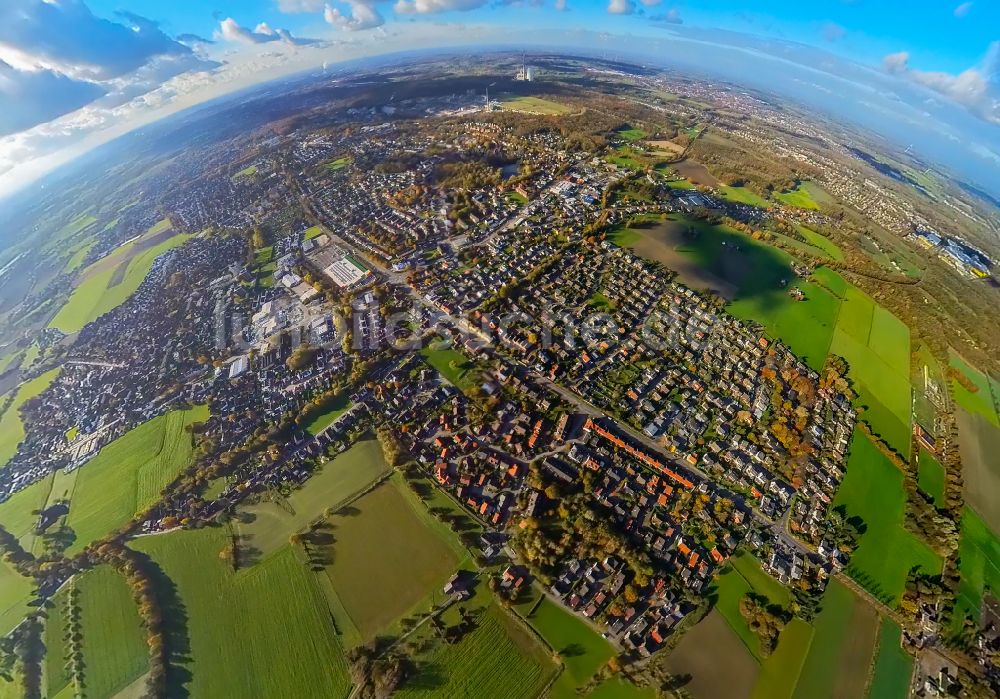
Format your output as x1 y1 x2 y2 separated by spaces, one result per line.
0 54 998 699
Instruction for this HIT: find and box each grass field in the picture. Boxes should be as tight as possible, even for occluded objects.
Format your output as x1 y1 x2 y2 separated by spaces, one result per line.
327 157 351 171
866 620 913 699
397 605 557 699
421 344 480 393
773 182 830 210
303 225 323 240
0 558 34 636
796 226 844 261
303 393 351 435
949 353 999 427
75 566 148 698
64 405 208 554
751 618 814 699
616 127 647 141
500 95 573 115
233 164 258 179
916 449 946 506
0 473 52 541
956 407 1000 534
62 239 97 273
523 595 614 697
835 431 941 605
50 230 194 333
728 273 841 372
949 508 1000 635
132 527 351 698
717 186 771 208
45 583 72 697
236 438 390 559
792 579 879 699
713 552 792 660
315 478 465 644
663 611 759 699
0 367 62 468
829 284 912 456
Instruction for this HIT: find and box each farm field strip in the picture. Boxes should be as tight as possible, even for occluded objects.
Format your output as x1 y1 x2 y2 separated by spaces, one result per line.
132 527 351 698
64 405 208 555
834 431 941 605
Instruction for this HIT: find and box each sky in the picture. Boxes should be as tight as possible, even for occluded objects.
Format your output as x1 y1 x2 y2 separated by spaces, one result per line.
0 0 998 202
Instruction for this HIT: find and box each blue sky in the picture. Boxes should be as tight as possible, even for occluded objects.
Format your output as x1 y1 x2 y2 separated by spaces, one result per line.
0 0 998 200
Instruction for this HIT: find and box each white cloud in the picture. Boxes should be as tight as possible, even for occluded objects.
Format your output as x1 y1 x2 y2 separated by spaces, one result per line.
883 43 1000 124
554 0 568 9
607 0 634 15
217 18 321 45
325 1 385 30
278 0 326 12
393 0 488 14
0 60 105 136
954 2 973 18
0 0 191 81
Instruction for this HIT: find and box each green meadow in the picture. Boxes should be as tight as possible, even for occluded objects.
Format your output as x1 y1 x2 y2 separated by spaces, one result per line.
132 527 351 698
829 285 912 456
63 405 208 554
835 432 941 605
50 229 194 333
949 508 1000 635
866 620 913 699
713 552 792 661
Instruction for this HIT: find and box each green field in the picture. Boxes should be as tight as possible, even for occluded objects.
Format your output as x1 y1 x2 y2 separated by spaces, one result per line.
717 186 772 208
0 558 34 636
396 605 557 699
829 284 912 455
792 579 879 699
866 620 913 699
616 127 647 141
663 177 695 190
728 273 841 372
63 239 97 273
233 164 258 179
949 353 999 427
500 96 572 115
421 344 480 393
916 449 946 506
66 566 148 698
0 474 52 542
316 478 465 644
50 230 194 333
605 147 646 171
523 595 614 697
45 583 73 696
303 225 324 240
236 438 391 558
752 618 814 699
795 226 844 261
835 432 941 605
773 182 830 210
326 157 351 171
949 508 1000 635
63 405 208 554
0 367 62 468
713 552 793 660
303 393 352 435
132 527 350 698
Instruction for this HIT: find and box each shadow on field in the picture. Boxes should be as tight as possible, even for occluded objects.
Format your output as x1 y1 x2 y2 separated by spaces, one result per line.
131 549 193 698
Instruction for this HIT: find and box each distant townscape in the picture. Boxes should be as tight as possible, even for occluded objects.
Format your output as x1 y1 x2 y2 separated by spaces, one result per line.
0 54 997 699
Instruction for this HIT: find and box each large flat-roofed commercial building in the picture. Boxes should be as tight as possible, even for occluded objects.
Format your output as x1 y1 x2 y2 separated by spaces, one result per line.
323 254 370 288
